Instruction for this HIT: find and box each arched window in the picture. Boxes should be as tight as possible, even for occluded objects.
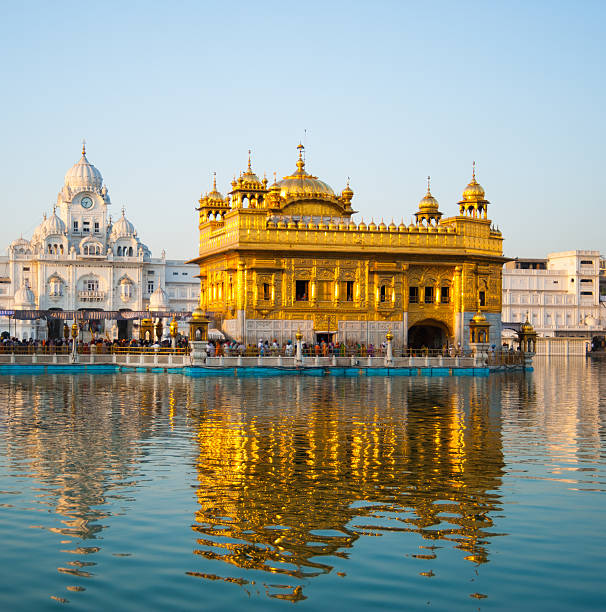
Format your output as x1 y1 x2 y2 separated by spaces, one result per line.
117 246 122 256
60 244 64 254
128 246 133 256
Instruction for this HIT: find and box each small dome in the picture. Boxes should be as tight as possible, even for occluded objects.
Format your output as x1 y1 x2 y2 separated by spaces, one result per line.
10 237 30 250
204 174 225 203
368 220 377 231
191 307 207 321
64 144 103 191
111 210 136 240
398 220 407 231
521 318 534 333
239 154 262 187
43 210 66 236
461 164 486 201
418 177 440 211
149 285 169 310
358 220 367 231
472 311 488 323
388 220 397 231
14 285 35 307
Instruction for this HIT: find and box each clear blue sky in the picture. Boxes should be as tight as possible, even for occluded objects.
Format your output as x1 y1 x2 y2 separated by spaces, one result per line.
0 0 604 259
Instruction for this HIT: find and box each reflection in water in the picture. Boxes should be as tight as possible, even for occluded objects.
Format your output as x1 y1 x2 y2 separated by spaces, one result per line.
0 365 604 609
187 376 506 599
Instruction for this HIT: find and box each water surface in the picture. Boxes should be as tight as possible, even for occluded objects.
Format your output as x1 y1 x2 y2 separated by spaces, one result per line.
0 359 604 610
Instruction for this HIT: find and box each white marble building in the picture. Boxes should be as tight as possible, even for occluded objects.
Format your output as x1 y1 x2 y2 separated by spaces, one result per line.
502 250 606 339
0 145 199 340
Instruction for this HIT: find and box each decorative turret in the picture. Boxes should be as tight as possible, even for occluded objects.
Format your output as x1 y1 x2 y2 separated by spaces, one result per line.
230 151 268 208
198 173 231 223
415 176 442 226
458 162 490 219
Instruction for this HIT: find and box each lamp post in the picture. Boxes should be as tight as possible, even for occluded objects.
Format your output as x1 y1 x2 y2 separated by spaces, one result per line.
384 330 394 367
295 328 303 366
70 320 79 363
169 316 178 350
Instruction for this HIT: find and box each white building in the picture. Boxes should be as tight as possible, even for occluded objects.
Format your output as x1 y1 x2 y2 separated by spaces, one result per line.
0 145 199 340
502 250 606 339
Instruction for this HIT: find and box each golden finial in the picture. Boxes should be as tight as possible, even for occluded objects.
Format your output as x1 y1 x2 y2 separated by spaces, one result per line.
212 171 217 190
247 150 252 172
273 171 277 184
472 160 476 181
81 138 86 156
121 205 126 217
426 175 431 195
347 176 350 187
296 143 305 172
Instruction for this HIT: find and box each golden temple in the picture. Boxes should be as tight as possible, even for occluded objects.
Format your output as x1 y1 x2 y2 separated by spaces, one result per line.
189 147 506 349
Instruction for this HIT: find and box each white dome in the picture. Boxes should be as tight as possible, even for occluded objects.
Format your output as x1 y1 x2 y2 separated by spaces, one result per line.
14 285 35 307
64 147 103 191
110 211 136 240
42 211 66 236
10 237 30 250
149 285 169 310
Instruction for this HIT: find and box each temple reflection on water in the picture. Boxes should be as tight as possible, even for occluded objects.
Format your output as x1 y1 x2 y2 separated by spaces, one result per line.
2 365 601 602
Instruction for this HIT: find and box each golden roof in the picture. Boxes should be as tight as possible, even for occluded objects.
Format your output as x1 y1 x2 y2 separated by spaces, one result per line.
276 144 335 201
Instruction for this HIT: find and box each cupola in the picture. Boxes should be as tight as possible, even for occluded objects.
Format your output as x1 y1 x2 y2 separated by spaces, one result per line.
458 162 490 218
64 142 103 191
415 176 443 226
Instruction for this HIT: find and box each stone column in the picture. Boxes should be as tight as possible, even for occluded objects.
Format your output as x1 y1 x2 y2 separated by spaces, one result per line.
384 331 394 367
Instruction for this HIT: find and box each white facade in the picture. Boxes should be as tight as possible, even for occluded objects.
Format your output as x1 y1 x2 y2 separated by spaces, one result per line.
0 147 199 340
502 250 605 338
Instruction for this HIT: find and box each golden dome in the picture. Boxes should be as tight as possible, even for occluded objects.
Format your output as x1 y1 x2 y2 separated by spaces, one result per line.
388 220 397 231
276 144 336 201
521 317 535 333
204 173 224 203
462 163 486 201
472 311 488 323
398 220 407 231
419 177 440 211
239 151 262 187
368 219 377 231
191 307 206 321
358 220 367 231
341 179 354 204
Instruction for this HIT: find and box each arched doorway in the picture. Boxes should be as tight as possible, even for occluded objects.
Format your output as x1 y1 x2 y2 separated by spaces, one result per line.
47 308 64 340
408 319 450 350
117 309 133 341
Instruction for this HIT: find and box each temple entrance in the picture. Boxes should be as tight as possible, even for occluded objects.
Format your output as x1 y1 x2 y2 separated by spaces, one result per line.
315 332 335 344
77 308 104 342
117 310 133 341
408 319 450 350
47 308 63 340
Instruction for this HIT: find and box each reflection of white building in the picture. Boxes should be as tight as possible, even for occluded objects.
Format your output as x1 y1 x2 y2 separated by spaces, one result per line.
0 145 199 340
502 250 605 339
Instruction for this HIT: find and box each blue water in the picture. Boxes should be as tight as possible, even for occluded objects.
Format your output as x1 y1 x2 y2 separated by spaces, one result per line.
0 358 604 610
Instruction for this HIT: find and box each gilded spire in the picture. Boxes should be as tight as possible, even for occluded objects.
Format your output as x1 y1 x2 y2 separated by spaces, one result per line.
472 161 476 182
296 143 305 173
426 175 431 195
82 138 86 157
247 150 252 172
212 171 217 191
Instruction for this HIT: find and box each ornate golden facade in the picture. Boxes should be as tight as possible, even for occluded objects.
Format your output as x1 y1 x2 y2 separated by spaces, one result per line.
189 148 506 349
